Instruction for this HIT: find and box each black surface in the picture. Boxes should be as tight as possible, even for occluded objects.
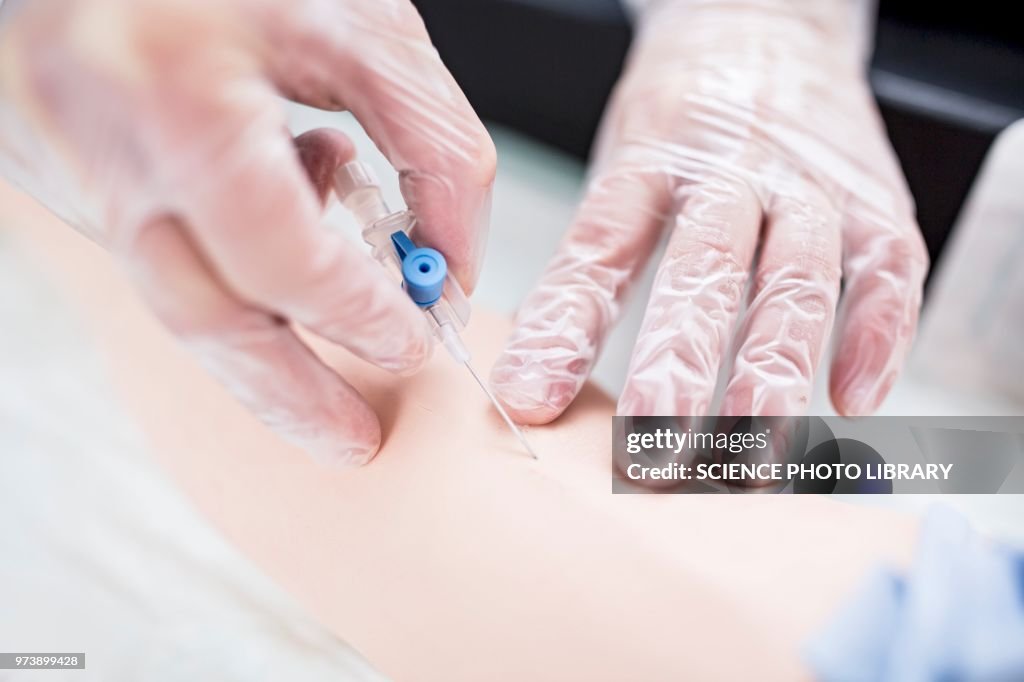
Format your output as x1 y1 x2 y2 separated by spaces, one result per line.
870 5 1024 267
412 0 631 159
412 0 1024 269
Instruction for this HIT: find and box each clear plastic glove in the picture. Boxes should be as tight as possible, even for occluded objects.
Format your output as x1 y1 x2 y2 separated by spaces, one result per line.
492 0 928 421
0 0 495 464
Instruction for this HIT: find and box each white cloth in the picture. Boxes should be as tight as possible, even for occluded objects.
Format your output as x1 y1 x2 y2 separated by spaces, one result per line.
0 229 384 682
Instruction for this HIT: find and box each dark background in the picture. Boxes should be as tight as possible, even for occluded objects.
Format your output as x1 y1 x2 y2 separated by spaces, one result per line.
411 0 1024 274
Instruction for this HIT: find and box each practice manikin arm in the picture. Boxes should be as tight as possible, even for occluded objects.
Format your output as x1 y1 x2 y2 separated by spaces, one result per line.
13 193 917 682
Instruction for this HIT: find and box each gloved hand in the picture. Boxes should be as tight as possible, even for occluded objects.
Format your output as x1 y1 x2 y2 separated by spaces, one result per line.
492 0 928 421
0 0 495 463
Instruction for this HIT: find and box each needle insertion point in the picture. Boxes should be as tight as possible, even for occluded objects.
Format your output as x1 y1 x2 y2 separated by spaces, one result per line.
465 362 539 460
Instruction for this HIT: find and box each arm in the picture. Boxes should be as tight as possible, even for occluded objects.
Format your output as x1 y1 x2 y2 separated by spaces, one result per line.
12 188 918 681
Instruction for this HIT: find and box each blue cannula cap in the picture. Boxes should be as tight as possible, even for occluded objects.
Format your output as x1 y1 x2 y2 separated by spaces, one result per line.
391 231 447 307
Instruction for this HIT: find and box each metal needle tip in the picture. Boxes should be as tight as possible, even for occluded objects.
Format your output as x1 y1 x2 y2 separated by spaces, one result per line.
464 362 539 460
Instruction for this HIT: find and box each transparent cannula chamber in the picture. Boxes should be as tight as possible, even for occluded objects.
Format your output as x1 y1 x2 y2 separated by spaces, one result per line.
333 161 472 338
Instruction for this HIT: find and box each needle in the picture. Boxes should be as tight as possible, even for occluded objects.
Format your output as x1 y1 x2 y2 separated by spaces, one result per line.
463 361 539 460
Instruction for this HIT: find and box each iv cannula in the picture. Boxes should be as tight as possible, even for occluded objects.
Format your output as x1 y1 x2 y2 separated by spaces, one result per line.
333 161 538 460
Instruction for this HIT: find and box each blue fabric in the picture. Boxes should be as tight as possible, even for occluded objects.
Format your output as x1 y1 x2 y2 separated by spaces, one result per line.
806 507 1024 682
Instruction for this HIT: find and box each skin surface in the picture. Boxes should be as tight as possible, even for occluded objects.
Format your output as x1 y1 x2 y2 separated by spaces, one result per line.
7 184 918 681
